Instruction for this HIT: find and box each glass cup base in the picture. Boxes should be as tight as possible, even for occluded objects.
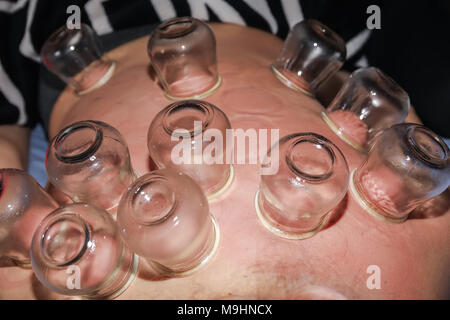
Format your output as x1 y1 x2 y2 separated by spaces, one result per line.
349 169 408 224
321 111 367 153
146 213 220 277
83 253 140 300
207 164 235 202
270 64 314 97
254 189 330 240
164 75 222 101
77 60 116 95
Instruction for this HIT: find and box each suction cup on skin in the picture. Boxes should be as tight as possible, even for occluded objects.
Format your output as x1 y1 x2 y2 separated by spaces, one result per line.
117 170 221 277
349 124 450 223
322 67 410 152
272 19 346 96
148 17 222 100
255 133 349 239
41 24 116 95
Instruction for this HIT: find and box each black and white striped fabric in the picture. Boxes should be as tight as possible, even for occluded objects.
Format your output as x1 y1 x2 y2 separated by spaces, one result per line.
1 0 449 137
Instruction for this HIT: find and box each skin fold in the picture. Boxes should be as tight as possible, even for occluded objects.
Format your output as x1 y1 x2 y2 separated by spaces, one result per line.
1 23 448 300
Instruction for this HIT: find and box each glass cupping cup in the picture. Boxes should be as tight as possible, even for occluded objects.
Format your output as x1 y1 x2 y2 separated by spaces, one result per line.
41 23 115 95
271 19 346 96
46 120 136 212
147 100 233 200
30 203 139 299
148 17 222 100
350 123 450 223
0 169 58 267
256 133 349 239
117 169 220 277
322 67 410 152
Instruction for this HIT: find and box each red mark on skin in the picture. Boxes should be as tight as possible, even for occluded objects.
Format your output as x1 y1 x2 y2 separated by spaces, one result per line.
328 110 368 147
360 169 401 214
